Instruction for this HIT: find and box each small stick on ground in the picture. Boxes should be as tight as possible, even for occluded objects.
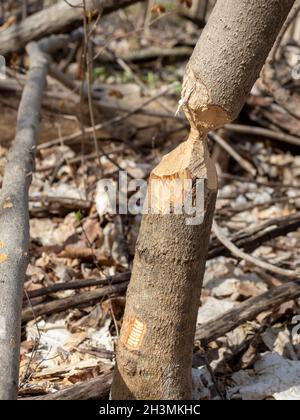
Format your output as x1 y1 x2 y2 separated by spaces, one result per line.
212 220 298 278
22 282 129 323
25 272 131 300
209 132 256 176
225 124 300 148
208 211 300 260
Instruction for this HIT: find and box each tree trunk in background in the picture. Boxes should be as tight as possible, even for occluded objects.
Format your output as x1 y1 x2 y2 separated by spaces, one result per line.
111 0 295 400
0 44 48 401
189 0 209 20
0 34 73 400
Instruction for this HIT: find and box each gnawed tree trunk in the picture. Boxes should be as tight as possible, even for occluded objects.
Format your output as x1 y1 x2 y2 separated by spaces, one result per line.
111 0 295 400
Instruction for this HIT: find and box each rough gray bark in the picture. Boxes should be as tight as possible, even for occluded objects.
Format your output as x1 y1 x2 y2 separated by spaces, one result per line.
111 0 295 400
0 0 145 56
0 34 70 401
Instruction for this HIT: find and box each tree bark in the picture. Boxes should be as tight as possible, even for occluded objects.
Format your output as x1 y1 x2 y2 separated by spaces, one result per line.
0 0 145 56
111 0 295 400
0 42 48 401
0 34 72 401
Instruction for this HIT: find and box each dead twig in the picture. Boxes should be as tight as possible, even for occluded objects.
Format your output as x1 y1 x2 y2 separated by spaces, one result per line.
22 282 129 323
29 195 92 213
225 123 300 148
38 82 179 150
227 194 300 214
209 132 256 176
82 0 103 172
25 272 131 300
209 212 300 259
212 220 298 278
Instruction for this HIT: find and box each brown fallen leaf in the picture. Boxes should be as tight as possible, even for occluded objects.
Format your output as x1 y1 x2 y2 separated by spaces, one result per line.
59 247 112 266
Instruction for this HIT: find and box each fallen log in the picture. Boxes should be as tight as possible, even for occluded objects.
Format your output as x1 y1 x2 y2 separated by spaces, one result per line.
196 280 300 345
0 0 145 56
20 371 112 400
29 195 93 214
97 46 194 63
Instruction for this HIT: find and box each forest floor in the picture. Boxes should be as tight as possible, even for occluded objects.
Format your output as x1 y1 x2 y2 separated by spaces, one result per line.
0 1 300 400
